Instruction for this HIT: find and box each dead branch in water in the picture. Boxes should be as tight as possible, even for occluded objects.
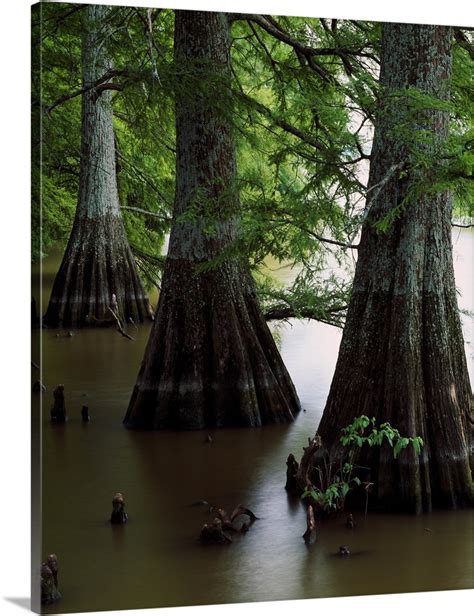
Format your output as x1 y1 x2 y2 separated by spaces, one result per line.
302 504 316 544
107 307 135 340
230 504 259 522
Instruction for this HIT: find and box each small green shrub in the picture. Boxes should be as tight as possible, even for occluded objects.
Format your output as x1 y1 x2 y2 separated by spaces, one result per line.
302 415 423 513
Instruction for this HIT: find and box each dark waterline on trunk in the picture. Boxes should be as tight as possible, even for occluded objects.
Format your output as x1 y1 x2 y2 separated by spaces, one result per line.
32 230 473 613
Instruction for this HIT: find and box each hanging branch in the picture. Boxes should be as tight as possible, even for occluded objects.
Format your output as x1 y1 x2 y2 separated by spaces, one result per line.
302 229 359 250
271 215 359 250
247 21 279 69
237 14 378 75
235 90 327 152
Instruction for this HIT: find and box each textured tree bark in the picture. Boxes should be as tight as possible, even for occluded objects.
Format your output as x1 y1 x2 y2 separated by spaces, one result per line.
317 24 473 512
44 4 150 328
124 11 300 430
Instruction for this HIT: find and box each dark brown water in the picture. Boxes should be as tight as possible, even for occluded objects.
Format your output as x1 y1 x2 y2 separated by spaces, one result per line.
32 232 473 613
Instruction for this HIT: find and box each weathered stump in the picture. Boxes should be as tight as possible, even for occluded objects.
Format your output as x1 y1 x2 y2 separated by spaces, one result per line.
294 434 323 495
110 492 128 524
50 384 66 422
302 504 316 545
199 503 259 544
285 453 299 491
199 519 232 544
216 508 236 533
40 554 61 604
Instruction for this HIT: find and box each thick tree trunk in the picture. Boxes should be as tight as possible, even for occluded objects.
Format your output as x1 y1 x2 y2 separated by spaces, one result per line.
124 11 300 430
44 4 150 328
317 24 473 512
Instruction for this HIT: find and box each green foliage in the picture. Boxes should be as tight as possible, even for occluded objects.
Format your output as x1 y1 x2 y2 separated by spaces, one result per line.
302 415 423 513
31 174 77 260
231 17 375 270
302 461 360 511
257 269 350 327
33 6 472 323
340 415 423 458
32 3 173 264
371 32 474 233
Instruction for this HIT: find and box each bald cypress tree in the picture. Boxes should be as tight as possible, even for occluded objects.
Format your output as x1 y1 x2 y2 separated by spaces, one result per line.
124 11 300 430
44 4 151 328
317 24 472 512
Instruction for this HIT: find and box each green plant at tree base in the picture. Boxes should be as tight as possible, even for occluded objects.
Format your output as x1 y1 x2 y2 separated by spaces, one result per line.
302 415 423 513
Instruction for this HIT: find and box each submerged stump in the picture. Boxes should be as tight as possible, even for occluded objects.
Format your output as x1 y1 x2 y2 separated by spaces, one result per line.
50 384 66 423
285 453 299 492
110 492 128 524
199 503 258 544
199 519 232 544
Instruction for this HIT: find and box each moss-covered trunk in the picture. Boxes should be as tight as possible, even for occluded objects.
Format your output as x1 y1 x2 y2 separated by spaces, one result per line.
124 11 300 429
317 24 472 512
44 4 150 328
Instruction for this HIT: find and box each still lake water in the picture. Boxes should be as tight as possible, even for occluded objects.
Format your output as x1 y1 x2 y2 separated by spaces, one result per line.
32 230 473 613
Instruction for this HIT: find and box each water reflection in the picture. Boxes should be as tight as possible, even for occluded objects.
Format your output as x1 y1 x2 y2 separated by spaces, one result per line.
33 230 473 613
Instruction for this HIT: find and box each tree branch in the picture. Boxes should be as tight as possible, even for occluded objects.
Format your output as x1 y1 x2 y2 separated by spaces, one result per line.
275 216 359 249
304 231 359 250
247 21 278 69
121 205 171 222
46 69 128 113
264 304 347 327
235 91 328 152
454 28 474 60
107 307 135 340
238 14 377 77
33 5 85 46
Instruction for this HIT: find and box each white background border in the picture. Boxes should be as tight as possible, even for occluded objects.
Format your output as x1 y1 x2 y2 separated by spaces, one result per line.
0 1 472 615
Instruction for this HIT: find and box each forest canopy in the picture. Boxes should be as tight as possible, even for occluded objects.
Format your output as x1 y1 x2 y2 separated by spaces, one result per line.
32 4 474 327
